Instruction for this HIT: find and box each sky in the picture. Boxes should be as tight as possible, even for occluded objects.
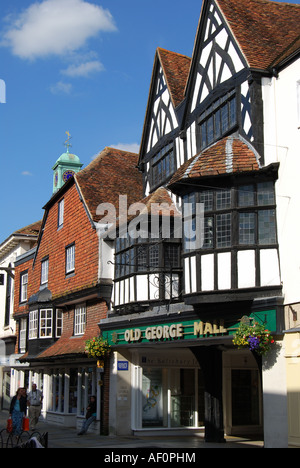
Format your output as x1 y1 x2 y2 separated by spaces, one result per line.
0 0 299 243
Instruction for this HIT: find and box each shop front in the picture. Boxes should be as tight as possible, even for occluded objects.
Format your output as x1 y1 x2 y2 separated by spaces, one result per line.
102 308 278 439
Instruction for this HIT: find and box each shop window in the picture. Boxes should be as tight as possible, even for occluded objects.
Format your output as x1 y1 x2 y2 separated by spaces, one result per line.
141 367 204 429
142 368 164 428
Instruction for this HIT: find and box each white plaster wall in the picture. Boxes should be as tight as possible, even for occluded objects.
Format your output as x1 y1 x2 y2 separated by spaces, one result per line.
262 341 288 448
262 59 300 305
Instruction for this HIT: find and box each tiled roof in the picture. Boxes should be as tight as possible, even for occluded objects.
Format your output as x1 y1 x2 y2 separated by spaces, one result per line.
157 48 191 108
169 135 261 186
217 0 300 69
75 147 143 224
13 220 42 236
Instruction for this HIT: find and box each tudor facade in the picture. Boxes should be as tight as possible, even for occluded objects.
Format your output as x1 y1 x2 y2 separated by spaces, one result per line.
100 0 300 447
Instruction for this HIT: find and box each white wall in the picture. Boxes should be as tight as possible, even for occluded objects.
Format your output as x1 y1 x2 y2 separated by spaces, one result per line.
262 59 300 305
262 341 288 448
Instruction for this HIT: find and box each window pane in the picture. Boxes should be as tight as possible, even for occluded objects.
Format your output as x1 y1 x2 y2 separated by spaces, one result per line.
58 199 64 227
221 104 229 134
201 121 207 149
41 259 49 284
199 191 213 212
215 109 221 139
216 189 231 210
216 213 231 247
239 213 256 245
56 310 63 337
258 210 276 244
229 97 237 127
66 245 75 273
207 115 214 145
29 310 38 339
137 245 147 271
238 185 255 207
164 244 179 268
21 273 28 302
203 217 214 249
149 244 159 268
40 309 52 338
75 304 86 335
257 182 275 206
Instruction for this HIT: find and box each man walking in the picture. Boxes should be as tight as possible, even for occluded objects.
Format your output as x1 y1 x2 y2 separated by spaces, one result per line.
27 383 43 431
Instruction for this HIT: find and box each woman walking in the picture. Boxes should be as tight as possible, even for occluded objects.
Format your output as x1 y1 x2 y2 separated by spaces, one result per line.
9 388 27 435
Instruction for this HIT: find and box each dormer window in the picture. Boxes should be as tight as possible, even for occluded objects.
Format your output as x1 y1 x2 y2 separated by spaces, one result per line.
197 91 237 151
150 143 175 189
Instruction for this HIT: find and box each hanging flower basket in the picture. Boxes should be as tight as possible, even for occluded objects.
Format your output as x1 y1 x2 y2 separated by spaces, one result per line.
85 336 111 359
232 321 275 356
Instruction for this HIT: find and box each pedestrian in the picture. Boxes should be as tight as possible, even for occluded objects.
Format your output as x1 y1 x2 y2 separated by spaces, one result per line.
9 387 27 435
27 383 43 430
78 396 97 435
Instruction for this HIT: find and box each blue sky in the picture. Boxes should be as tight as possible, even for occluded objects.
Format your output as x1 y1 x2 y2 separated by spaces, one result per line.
0 0 299 242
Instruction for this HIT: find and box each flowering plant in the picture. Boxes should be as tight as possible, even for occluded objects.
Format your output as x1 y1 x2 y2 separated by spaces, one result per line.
232 321 275 356
85 336 111 359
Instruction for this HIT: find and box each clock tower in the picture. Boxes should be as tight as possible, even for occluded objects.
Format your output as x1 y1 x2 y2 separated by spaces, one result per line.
52 132 83 194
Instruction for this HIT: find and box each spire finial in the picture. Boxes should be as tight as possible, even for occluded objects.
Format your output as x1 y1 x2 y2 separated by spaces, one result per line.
64 131 72 153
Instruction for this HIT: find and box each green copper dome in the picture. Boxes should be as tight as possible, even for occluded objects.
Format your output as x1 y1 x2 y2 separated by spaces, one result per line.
52 148 83 194
53 149 82 166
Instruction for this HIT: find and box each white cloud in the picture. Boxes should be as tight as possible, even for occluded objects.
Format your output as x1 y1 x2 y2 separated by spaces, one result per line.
61 60 104 78
21 171 33 176
1 0 117 60
49 81 72 95
110 143 140 154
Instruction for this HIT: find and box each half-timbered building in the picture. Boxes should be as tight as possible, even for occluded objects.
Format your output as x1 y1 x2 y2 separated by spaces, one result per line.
100 0 300 447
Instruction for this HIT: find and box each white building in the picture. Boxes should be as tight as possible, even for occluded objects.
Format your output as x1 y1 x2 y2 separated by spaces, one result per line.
0 221 41 409
100 0 300 448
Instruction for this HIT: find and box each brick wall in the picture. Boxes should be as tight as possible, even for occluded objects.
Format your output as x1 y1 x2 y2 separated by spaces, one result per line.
31 183 99 300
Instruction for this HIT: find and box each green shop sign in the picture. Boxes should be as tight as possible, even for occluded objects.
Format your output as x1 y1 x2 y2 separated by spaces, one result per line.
103 310 277 347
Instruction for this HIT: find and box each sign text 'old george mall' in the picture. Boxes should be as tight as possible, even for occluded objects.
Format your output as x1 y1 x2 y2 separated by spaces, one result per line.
109 319 228 345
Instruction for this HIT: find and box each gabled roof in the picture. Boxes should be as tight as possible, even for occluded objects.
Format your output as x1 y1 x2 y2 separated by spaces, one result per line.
169 135 261 186
216 0 300 70
157 48 191 108
0 220 42 258
76 147 143 224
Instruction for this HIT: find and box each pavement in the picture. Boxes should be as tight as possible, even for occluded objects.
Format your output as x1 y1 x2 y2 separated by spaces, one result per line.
0 410 264 450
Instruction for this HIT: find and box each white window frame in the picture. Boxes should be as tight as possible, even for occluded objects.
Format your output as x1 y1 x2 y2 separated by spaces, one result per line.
20 272 28 302
58 198 64 228
56 309 63 337
29 310 38 339
40 309 53 338
74 303 86 336
66 244 75 274
41 258 49 285
19 318 27 353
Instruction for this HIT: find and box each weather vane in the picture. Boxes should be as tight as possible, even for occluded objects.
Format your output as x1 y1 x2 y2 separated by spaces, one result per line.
64 131 72 151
